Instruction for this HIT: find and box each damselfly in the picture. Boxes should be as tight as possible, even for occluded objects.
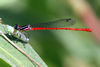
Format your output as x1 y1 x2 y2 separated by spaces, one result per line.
14 18 92 32
1 18 92 43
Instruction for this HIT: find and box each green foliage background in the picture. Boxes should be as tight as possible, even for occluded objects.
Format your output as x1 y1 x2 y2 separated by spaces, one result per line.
0 0 100 67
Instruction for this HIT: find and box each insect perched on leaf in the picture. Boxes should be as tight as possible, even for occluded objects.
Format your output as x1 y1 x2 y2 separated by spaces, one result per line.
1 18 92 43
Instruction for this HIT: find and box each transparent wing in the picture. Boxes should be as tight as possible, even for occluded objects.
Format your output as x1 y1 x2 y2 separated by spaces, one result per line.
32 18 76 28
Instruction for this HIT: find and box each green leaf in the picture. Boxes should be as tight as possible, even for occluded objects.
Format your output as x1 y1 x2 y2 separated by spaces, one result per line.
0 23 47 67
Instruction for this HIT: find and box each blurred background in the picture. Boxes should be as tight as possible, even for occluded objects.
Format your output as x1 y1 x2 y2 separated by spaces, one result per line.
0 0 100 67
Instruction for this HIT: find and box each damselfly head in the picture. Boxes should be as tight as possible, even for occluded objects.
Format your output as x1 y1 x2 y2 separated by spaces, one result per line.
14 24 19 30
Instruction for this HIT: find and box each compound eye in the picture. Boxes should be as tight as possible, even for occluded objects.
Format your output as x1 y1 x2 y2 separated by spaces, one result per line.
17 25 19 27
14 24 19 30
